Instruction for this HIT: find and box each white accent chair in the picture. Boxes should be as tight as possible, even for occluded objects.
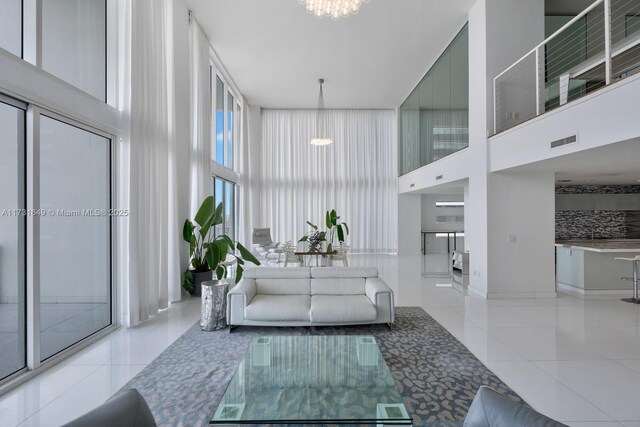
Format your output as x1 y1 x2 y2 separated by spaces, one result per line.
283 241 302 267
251 228 282 261
227 267 395 330
331 244 350 266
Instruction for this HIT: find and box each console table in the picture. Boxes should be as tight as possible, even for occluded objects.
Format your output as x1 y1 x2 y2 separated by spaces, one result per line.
294 251 337 267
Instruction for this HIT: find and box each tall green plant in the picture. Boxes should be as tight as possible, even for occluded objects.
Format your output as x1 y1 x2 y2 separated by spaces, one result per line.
325 209 349 253
182 196 260 293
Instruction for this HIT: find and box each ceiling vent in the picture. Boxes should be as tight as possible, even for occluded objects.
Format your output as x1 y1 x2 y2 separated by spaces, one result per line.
550 134 577 149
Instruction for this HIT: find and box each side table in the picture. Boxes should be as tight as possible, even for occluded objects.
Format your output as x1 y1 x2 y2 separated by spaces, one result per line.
201 280 230 330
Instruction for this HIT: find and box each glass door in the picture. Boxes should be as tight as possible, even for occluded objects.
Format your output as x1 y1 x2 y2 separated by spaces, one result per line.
0 97 26 381
38 115 112 361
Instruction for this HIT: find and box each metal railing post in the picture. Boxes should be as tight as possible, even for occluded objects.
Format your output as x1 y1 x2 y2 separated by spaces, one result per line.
535 47 544 115
493 77 497 134
604 0 612 84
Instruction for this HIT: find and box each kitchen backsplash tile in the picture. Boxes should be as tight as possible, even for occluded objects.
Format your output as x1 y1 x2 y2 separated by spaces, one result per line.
555 185 640 240
556 210 627 240
556 185 640 194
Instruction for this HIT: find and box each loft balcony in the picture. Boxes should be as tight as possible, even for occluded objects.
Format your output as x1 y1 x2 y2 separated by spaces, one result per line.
493 0 640 135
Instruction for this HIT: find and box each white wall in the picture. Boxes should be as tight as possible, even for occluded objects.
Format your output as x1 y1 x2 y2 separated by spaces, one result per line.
490 74 640 172
486 171 556 297
466 0 490 295
398 147 471 194
397 194 421 254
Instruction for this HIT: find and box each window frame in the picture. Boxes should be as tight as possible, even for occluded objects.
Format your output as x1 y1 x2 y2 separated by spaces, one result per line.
35 110 114 363
211 66 242 171
0 94 28 383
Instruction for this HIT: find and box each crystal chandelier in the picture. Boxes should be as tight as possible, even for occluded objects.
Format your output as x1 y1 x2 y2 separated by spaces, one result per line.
298 0 371 20
311 79 333 146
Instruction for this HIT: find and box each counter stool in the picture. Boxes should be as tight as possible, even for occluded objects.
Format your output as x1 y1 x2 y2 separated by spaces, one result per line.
615 255 640 304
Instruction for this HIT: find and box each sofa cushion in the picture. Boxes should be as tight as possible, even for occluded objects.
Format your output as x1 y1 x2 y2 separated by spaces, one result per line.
311 267 378 278
244 267 310 279
310 295 376 323
245 295 311 321
255 278 310 295
311 278 365 295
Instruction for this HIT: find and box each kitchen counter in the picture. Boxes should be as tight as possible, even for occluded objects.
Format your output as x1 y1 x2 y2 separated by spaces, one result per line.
555 240 640 294
555 239 640 253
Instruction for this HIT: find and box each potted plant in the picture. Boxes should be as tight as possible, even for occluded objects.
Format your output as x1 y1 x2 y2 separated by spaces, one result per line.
325 209 349 253
298 221 326 252
298 210 349 253
183 196 260 295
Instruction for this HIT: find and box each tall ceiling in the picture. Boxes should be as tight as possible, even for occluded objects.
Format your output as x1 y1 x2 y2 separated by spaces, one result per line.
184 0 475 108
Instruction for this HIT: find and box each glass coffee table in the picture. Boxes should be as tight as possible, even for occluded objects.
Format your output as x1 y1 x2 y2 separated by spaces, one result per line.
211 335 412 425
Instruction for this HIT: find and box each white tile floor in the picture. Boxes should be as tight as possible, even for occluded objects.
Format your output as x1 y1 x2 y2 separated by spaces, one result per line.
2 253 640 426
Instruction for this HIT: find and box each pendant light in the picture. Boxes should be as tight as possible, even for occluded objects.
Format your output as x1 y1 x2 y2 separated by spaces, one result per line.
310 78 333 146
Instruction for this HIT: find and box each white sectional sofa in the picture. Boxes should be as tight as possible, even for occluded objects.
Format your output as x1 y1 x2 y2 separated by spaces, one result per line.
226 267 395 329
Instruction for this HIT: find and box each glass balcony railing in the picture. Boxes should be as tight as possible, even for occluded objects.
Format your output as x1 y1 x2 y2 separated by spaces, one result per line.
399 25 469 176
493 0 640 135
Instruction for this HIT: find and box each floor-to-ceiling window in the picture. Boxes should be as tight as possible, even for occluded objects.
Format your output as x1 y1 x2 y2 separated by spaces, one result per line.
38 116 112 361
212 177 236 241
211 67 241 248
0 0 22 57
0 96 26 381
0 0 116 388
41 0 107 101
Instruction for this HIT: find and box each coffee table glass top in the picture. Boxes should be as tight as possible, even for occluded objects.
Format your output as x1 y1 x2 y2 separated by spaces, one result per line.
210 335 411 425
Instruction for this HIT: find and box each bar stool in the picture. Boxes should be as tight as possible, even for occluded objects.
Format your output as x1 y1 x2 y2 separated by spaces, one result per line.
615 255 640 304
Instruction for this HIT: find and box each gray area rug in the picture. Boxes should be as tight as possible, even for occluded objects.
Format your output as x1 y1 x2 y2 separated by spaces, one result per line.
120 307 523 426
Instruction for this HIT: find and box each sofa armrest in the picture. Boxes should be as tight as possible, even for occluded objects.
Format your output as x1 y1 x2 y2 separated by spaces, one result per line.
227 279 257 325
463 386 566 427
365 277 395 323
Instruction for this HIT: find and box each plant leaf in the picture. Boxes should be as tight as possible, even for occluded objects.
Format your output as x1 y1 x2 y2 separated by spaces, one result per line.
216 265 226 280
331 209 337 225
205 241 220 272
219 234 234 250
325 211 332 229
183 219 195 242
337 224 344 242
182 269 195 294
237 242 261 265
217 240 228 263
343 222 349 235
235 265 244 284
306 221 318 230
212 202 224 226
194 196 215 228
299 235 309 242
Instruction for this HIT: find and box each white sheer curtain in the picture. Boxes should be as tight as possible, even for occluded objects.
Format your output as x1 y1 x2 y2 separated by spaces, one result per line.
188 16 212 216
238 105 261 247
117 0 181 326
260 109 398 253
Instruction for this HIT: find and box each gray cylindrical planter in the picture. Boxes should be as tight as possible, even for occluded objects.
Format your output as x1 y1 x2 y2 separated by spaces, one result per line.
201 280 229 331
191 270 213 296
